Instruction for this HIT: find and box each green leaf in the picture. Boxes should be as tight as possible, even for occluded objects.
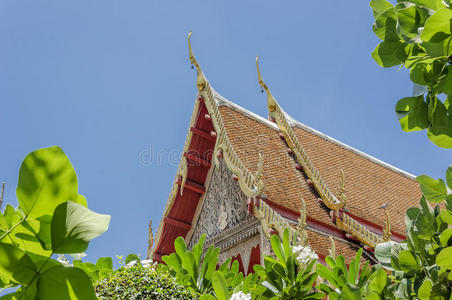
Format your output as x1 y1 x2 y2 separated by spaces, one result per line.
211 271 230 300
373 7 399 41
36 265 97 300
398 249 419 272
340 283 361 300
446 194 452 211
372 41 408 67
416 175 447 203
96 257 113 270
174 237 187 257
125 254 139 264
367 268 387 294
440 209 452 224
421 8 452 42
446 165 452 189
375 241 397 270
395 96 429 131
199 295 216 300
439 228 452 246
0 243 37 285
436 246 452 268
418 279 432 299
270 234 286 267
370 0 393 18
51 201 110 254
17 146 78 218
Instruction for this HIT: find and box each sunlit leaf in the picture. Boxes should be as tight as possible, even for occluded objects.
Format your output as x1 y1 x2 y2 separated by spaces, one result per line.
51 201 110 254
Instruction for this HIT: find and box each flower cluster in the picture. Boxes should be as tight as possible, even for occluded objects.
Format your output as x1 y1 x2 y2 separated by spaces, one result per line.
292 245 318 265
125 259 154 269
230 291 251 300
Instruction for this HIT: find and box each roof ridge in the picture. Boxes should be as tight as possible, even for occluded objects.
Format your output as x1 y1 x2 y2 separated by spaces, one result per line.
215 93 416 181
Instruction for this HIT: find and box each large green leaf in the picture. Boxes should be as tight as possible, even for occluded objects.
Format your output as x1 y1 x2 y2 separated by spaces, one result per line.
36 265 97 300
51 201 110 254
211 271 230 300
418 279 432 300
372 41 408 67
373 7 399 41
16 146 79 219
370 0 393 18
416 175 447 203
340 283 361 300
436 246 452 268
367 268 387 294
421 8 452 42
0 243 37 285
95 257 113 270
395 96 429 131
270 234 286 267
446 165 452 189
439 228 452 246
398 249 419 272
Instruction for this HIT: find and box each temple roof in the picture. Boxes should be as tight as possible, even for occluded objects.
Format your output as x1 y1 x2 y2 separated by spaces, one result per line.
216 95 421 235
152 33 422 264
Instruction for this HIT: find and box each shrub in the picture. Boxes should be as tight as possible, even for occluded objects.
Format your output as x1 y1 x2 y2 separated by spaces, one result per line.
94 260 199 300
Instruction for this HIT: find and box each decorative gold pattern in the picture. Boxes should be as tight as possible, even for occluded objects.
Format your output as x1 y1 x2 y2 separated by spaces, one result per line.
253 198 309 247
336 213 382 248
337 169 347 206
256 57 345 211
256 58 392 249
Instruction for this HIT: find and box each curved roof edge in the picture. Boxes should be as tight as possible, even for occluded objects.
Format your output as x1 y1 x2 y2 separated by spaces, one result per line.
215 92 417 181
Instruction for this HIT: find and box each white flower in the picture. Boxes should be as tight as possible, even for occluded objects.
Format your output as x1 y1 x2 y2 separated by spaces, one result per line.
140 259 153 268
56 254 72 267
292 245 318 265
230 291 251 300
125 260 137 268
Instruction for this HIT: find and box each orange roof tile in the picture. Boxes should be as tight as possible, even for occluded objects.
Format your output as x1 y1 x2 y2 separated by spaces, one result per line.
217 100 421 236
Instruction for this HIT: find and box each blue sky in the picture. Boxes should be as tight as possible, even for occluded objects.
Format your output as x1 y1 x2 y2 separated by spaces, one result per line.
1 1 450 265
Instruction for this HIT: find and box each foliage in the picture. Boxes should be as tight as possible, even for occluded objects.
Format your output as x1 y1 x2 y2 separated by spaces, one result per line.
251 229 323 299
162 234 251 298
370 0 452 147
375 166 452 299
94 259 198 300
317 248 389 299
0 146 110 299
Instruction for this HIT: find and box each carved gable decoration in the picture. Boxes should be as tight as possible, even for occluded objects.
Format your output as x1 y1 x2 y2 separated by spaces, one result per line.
188 160 248 249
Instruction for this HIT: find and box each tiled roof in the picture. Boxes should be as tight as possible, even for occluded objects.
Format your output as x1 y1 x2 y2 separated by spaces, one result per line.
217 99 422 236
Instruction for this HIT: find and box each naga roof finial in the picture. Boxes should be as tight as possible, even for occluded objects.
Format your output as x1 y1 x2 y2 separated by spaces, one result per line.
256 56 278 113
188 31 207 91
382 208 392 241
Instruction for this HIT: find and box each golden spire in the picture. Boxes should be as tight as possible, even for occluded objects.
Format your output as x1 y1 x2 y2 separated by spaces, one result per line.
188 31 207 91
382 208 392 241
256 56 278 113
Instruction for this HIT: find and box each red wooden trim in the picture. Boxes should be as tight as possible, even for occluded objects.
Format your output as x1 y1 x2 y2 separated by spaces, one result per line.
190 127 216 142
153 252 164 263
176 177 206 194
164 216 191 231
184 152 211 168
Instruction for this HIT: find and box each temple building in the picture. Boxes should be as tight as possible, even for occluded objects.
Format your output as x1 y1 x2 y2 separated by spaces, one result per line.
152 33 422 273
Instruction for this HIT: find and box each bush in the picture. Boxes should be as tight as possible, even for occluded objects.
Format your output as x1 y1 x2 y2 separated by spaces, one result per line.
94 261 199 300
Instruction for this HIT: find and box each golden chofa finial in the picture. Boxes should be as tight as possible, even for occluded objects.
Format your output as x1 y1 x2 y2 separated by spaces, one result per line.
256 56 278 113
382 208 392 241
188 31 207 91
